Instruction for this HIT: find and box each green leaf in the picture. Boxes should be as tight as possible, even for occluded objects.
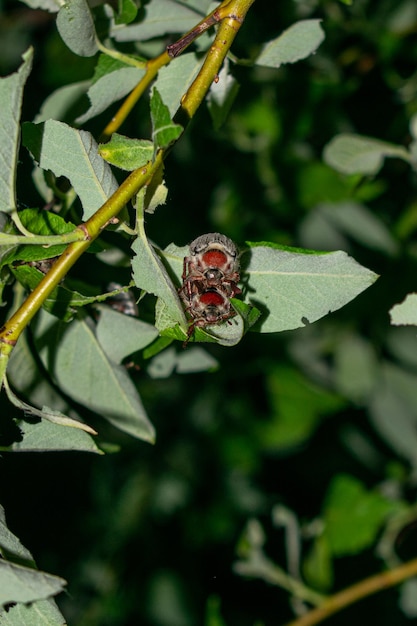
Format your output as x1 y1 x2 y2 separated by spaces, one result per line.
114 0 138 25
230 298 261 332
323 133 412 175
323 474 399 556
10 264 101 321
147 345 218 379
0 504 35 565
0 208 77 269
17 0 60 11
0 599 66 626
369 363 417 466
33 309 156 443
6 327 101 452
0 560 66 606
0 505 66 606
0 213 18 270
205 596 228 626
156 53 204 117
142 335 173 360
92 53 132 82
400 579 417 619
96 306 159 364
258 365 345 451
22 120 119 219
334 334 378 403
76 67 145 124
111 0 203 42
390 293 417 326
255 20 325 68
175 346 218 374
34 80 89 124
303 535 333 592
302 202 398 256
99 134 154 171
56 0 98 57
207 58 240 130
243 244 378 333
131 216 186 330
7 418 102 454
3 376 99 438
0 505 66 622
150 87 183 150
0 47 33 213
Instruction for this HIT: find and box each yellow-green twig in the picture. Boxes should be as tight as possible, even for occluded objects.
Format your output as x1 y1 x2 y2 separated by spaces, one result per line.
284 557 417 626
0 231 86 246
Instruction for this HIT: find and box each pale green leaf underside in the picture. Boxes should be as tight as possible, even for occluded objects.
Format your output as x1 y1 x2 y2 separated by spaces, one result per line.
0 505 34 563
131 227 186 328
0 47 33 213
244 246 378 333
112 0 203 42
323 133 411 175
56 0 98 57
34 80 90 124
18 0 61 12
147 345 218 378
315 202 398 256
23 120 119 219
0 505 66 622
10 418 102 454
34 310 155 443
96 306 159 364
0 599 66 625
256 19 325 68
369 364 417 466
390 293 417 326
6 329 101 451
156 53 204 117
3 375 99 439
0 560 66 606
76 67 145 124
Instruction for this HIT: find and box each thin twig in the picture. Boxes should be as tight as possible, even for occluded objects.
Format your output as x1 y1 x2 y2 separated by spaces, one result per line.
284 557 417 626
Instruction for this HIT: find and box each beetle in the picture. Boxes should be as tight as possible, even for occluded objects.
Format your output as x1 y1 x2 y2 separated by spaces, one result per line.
179 233 241 344
181 232 241 300
181 285 236 342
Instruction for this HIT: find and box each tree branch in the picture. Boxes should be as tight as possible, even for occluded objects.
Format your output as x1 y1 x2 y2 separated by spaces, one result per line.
284 557 417 626
0 0 256 381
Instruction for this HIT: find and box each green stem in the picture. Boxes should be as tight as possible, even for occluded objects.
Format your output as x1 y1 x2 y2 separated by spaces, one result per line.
0 231 86 246
95 38 146 68
100 51 171 141
235 556 326 608
101 0 255 139
179 0 256 121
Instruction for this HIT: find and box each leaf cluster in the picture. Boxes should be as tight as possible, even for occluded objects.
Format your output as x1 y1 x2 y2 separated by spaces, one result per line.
1 0 417 625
